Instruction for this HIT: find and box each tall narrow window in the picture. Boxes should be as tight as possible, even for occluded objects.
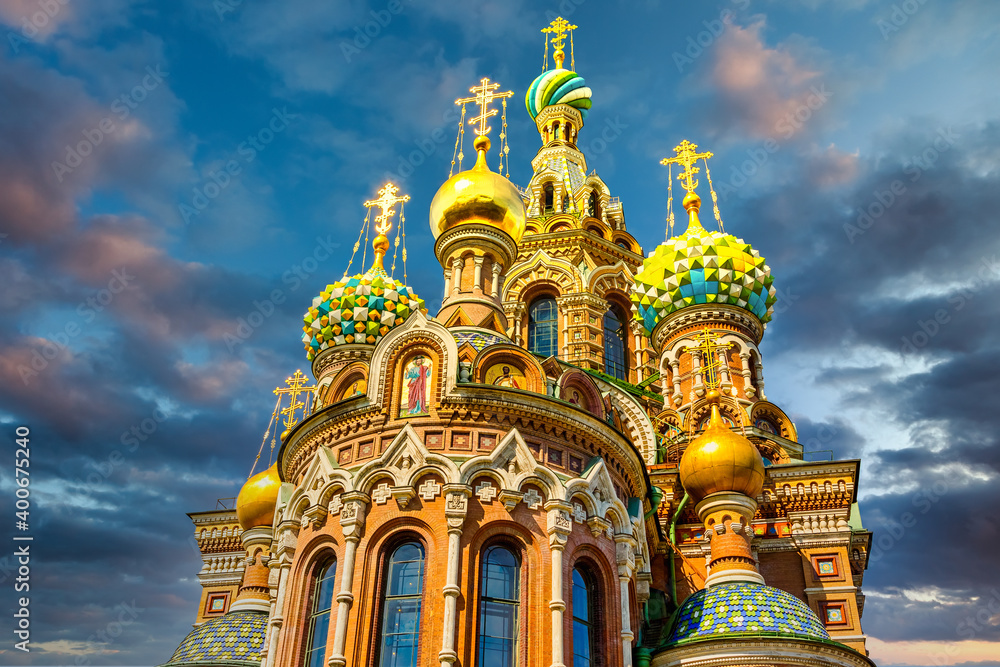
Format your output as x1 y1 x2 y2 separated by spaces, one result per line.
378 542 425 667
603 304 627 380
477 545 520 667
562 194 570 212
572 568 597 667
544 184 555 212
528 298 558 359
304 560 337 667
588 191 599 218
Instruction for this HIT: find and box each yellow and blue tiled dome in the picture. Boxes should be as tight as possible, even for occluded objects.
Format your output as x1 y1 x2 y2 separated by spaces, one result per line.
526 69 592 120
632 205 775 336
303 264 423 361
668 583 829 645
159 610 267 666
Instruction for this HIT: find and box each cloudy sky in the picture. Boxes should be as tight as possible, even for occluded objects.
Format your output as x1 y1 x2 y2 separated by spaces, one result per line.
0 1 997 665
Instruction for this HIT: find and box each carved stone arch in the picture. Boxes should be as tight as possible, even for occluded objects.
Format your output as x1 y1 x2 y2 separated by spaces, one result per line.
556 369 604 417
368 310 458 417
605 387 658 464
582 217 612 239
544 213 579 233
611 231 640 253
588 261 635 300
459 428 565 500
503 250 580 303
473 344 546 393
324 361 369 406
684 394 749 432
314 377 333 409
354 423 459 493
604 503 630 535
285 446 352 523
750 400 798 442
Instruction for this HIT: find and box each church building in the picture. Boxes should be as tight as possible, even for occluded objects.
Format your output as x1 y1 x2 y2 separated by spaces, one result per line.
160 18 875 667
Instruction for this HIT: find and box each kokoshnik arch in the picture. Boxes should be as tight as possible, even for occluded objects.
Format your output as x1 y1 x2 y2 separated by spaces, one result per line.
160 17 876 667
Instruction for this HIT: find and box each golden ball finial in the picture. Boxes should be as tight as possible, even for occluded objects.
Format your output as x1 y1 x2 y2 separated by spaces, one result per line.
372 234 390 255
474 135 491 154
236 463 281 530
678 391 764 503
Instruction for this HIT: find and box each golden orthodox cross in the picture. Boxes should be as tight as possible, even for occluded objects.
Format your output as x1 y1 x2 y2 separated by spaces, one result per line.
542 17 577 69
364 182 410 235
660 140 714 193
692 328 732 390
456 77 514 137
273 369 315 429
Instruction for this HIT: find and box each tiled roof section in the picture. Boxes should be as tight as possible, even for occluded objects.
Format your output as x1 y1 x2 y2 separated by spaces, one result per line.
453 331 509 352
668 582 829 645
160 610 267 666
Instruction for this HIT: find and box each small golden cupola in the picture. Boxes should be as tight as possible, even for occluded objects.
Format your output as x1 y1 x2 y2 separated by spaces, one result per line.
235 463 281 530
429 77 527 334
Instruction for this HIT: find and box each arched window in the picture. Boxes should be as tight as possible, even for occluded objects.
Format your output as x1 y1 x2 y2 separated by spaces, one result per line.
304 559 337 667
378 542 425 667
528 298 558 358
477 545 520 667
572 568 598 667
603 303 628 381
588 191 599 218
543 184 555 213
562 194 570 212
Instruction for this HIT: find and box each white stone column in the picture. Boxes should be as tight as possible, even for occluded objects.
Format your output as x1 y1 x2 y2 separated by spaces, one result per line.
451 257 463 294
439 485 470 667
546 501 572 667
263 522 298 667
669 359 682 405
329 493 368 667
443 268 452 301
473 256 484 292
739 351 754 397
616 536 637 667
718 349 732 393
691 349 705 398
491 263 502 298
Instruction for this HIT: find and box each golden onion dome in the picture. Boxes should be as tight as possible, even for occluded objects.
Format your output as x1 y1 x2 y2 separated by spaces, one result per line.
235 463 281 530
429 136 526 245
679 390 765 503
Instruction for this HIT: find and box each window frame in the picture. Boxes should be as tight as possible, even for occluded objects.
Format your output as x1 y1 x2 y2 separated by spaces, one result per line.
602 302 628 381
528 297 559 359
303 557 338 667
475 543 523 667
375 540 426 667
571 566 600 667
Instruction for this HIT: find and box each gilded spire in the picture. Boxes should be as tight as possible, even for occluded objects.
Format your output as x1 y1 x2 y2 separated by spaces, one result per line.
456 77 514 139
363 182 410 270
660 140 720 233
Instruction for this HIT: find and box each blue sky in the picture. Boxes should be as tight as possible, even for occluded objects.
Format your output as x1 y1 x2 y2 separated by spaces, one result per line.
0 1 999 665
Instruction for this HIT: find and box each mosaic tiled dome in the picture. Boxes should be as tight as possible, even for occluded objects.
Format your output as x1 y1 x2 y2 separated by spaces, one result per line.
159 610 267 666
526 68 592 120
303 265 423 361
632 210 775 337
668 583 829 645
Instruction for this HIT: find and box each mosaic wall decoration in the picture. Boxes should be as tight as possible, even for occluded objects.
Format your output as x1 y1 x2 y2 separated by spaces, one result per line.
399 355 432 418
668 582 830 645
485 363 526 389
161 611 267 666
453 331 508 352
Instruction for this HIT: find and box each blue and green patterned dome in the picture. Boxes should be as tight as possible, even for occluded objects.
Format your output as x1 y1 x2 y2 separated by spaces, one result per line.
526 68 592 120
632 213 775 337
159 610 267 666
668 583 829 645
303 264 424 361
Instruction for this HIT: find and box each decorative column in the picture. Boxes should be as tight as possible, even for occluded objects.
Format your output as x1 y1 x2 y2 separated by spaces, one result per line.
615 535 637 667
718 349 732 394
439 485 471 667
443 268 452 301
739 351 754 398
473 256 485 292
691 348 705 398
698 493 763 586
329 492 369 667
263 522 299 667
491 263 502 298
669 359 682 407
546 501 573 667
452 257 463 294
755 357 766 400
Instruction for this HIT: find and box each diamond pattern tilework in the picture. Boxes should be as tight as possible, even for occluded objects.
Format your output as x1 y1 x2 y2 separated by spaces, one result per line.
668 582 829 645
303 266 424 360
452 331 508 352
631 228 776 336
160 610 267 665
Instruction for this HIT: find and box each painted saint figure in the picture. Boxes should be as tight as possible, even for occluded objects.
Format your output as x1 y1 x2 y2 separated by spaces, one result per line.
492 365 520 389
401 355 431 417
